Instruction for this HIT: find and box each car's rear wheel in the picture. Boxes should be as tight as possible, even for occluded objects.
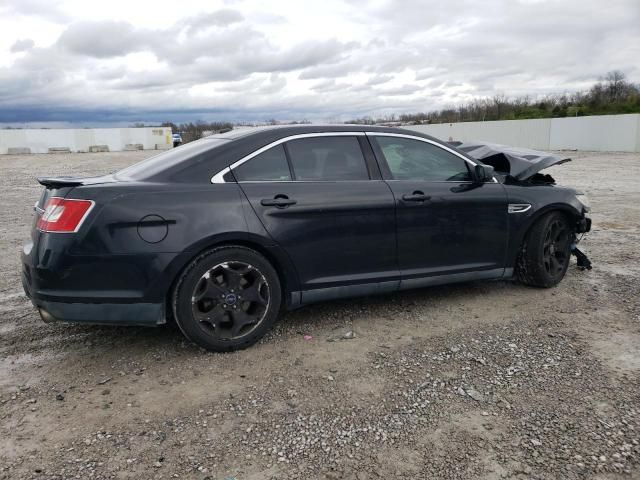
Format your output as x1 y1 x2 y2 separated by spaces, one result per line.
516 211 573 288
172 246 281 352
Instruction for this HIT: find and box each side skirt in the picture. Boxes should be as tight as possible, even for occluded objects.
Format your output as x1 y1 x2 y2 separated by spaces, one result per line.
300 280 399 305
292 268 508 307
399 268 505 290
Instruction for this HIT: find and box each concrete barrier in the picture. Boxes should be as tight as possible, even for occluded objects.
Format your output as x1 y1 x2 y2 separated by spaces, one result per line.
88 145 109 153
124 143 144 151
404 114 640 152
0 127 173 154
7 147 31 154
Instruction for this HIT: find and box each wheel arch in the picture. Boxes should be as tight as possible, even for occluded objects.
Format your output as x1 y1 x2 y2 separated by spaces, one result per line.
161 233 300 319
506 203 582 268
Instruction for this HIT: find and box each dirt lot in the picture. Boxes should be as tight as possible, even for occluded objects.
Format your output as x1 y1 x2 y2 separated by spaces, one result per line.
0 150 638 479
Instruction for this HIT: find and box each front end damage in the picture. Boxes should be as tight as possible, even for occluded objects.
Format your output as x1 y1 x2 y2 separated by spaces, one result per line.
450 141 572 181
451 140 593 271
572 216 592 270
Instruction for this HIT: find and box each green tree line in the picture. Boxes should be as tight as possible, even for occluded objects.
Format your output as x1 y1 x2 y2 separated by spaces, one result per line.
348 71 640 125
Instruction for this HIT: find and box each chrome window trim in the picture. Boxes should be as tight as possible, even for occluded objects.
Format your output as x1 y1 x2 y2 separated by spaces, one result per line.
211 167 232 183
210 130 498 184
210 132 366 183
225 180 380 183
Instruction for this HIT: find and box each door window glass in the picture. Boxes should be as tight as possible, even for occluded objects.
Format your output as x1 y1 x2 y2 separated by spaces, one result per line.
233 144 291 181
375 137 471 181
286 136 369 181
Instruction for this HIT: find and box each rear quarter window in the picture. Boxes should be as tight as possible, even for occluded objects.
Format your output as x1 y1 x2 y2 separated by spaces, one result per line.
233 144 291 181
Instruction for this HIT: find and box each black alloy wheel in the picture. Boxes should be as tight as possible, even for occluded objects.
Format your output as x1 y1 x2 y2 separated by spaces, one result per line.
191 261 270 339
516 211 573 288
173 246 281 351
541 217 571 278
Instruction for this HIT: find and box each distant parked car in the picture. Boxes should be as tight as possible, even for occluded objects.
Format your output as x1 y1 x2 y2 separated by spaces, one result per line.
172 133 183 147
22 125 591 352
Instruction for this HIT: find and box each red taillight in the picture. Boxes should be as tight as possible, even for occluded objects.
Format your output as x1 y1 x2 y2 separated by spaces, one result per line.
36 197 94 233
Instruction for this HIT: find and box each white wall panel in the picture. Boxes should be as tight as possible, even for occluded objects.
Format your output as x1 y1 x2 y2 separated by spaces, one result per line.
403 114 640 152
0 127 172 154
405 118 551 149
549 114 639 151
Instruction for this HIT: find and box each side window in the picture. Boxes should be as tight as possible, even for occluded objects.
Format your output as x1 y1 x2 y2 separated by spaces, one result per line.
233 144 291 181
286 136 369 181
374 137 471 181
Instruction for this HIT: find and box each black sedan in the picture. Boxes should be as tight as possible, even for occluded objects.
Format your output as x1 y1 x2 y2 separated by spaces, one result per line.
22 125 591 351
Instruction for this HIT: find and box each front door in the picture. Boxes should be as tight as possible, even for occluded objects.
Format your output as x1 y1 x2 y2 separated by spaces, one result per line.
369 134 508 280
234 134 398 292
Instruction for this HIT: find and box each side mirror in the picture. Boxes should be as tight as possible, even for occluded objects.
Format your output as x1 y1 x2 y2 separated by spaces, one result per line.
474 164 495 183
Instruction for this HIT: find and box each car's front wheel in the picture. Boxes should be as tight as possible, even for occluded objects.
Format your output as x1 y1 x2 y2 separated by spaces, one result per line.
172 246 281 352
516 211 573 288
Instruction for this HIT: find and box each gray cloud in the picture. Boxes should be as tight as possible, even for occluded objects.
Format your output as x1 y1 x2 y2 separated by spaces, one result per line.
54 16 349 78
0 0 639 123
10 38 35 53
183 9 244 31
299 61 356 80
375 84 423 97
366 74 393 86
57 21 149 58
0 0 69 22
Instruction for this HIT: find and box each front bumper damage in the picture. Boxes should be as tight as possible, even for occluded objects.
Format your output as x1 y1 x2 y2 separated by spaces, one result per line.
571 247 592 270
571 215 592 270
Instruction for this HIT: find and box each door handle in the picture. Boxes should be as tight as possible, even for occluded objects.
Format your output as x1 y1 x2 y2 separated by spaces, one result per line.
260 195 297 208
402 191 431 202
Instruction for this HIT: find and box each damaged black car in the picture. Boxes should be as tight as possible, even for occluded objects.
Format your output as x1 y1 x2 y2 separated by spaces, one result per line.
22 125 591 352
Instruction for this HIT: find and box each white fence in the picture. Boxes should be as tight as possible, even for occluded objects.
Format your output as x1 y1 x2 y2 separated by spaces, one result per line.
0 127 173 154
404 114 640 152
4 115 639 154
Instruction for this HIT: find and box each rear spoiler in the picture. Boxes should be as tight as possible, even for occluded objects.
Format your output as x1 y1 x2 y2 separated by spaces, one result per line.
37 177 85 188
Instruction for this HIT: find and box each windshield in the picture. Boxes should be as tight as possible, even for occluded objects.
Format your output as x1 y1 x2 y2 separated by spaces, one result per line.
115 138 226 180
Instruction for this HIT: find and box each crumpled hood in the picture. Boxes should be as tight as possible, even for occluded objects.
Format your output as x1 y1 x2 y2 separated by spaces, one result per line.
451 141 571 180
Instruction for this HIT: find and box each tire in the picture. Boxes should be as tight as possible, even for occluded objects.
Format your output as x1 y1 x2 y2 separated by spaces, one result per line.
516 211 573 288
172 246 281 352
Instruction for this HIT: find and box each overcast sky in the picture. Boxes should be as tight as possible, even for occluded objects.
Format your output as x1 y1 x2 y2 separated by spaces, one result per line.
0 0 638 126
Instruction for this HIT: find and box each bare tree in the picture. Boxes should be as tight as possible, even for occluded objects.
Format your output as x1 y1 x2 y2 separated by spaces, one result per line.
604 70 627 102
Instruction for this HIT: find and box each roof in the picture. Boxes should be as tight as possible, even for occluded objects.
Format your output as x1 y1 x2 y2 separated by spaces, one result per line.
203 124 426 141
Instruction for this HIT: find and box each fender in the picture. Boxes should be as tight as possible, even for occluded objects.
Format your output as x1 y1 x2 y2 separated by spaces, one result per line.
505 202 584 268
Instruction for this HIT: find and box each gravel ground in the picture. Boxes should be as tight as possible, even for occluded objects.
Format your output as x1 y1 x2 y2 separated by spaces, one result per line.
0 150 638 479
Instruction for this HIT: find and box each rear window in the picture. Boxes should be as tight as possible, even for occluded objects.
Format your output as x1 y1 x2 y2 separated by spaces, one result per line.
286 136 369 181
115 139 225 180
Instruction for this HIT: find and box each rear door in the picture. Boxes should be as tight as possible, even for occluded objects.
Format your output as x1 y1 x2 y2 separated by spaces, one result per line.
234 133 398 293
368 133 508 280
